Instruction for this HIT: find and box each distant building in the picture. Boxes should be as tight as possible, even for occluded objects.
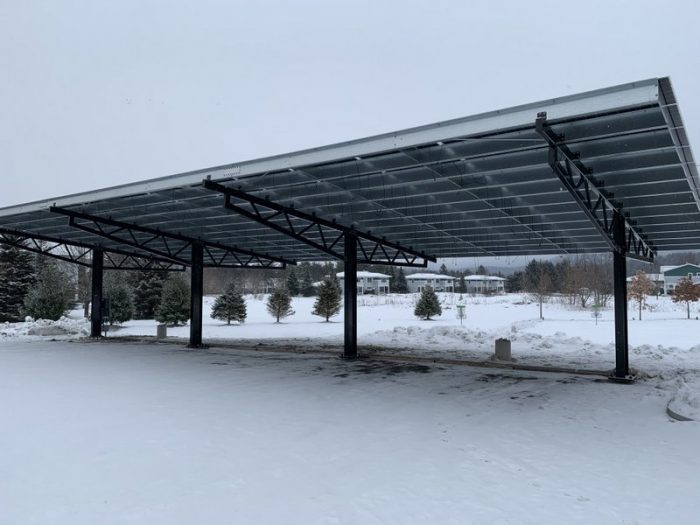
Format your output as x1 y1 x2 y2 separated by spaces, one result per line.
405 273 455 293
626 263 700 295
336 271 390 295
463 274 506 294
661 263 700 294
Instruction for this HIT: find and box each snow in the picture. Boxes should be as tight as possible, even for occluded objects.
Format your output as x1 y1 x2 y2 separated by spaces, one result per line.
0 340 698 524
1 292 699 523
337 271 390 278
463 274 505 281
0 315 89 339
405 272 455 280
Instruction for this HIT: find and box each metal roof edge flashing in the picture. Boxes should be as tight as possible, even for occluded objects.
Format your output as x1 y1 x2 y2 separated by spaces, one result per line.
0 78 663 218
657 76 700 211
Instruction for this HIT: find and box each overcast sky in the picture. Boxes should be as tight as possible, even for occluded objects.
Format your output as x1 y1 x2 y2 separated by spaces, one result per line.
1 0 699 211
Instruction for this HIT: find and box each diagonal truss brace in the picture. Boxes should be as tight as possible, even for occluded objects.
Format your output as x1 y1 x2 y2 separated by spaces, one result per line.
204 179 436 267
535 113 655 262
49 207 292 269
0 228 184 271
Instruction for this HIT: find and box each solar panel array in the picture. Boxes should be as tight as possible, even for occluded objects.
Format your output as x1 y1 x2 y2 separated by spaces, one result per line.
0 77 697 265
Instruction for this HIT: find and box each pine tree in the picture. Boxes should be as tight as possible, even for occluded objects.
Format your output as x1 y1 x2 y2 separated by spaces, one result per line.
211 281 247 324
267 287 294 322
394 267 409 294
628 271 656 320
301 266 315 297
133 270 167 319
458 273 467 294
671 278 700 319
0 241 36 322
155 274 190 326
287 268 300 296
388 266 397 292
439 263 448 275
22 261 73 321
414 285 442 320
104 272 134 325
312 277 341 321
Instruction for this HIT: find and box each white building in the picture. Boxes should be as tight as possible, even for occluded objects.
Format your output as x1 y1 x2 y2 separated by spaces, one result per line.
464 274 506 294
625 264 700 295
336 271 390 295
405 273 455 293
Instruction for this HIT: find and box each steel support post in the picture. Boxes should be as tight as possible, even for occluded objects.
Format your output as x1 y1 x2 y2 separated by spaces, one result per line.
90 248 104 338
612 213 630 379
343 233 358 358
189 243 204 348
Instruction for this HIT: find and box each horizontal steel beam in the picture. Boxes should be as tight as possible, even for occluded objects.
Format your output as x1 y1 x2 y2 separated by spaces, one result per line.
49 207 293 269
204 179 436 266
0 228 184 271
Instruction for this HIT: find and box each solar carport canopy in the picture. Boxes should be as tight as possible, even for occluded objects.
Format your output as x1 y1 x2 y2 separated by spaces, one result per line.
1 76 698 264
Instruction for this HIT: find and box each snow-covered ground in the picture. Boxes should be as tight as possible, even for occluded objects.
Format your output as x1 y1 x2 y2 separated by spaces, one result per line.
1 293 699 523
0 340 698 524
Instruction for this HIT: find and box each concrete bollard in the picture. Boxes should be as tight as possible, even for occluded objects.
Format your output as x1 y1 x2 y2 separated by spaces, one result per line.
494 338 512 361
157 324 167 339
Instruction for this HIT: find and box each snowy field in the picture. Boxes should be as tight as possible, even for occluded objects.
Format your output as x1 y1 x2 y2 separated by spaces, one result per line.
1 293 700 523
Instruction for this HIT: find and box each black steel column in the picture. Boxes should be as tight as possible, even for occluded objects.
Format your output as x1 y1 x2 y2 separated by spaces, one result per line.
343 233 358 358
189 242 204 348
90 248 103 338
612 213 629 378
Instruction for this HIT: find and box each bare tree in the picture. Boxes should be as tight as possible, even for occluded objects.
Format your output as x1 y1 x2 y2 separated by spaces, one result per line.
524 261 554 320
628 271 656 320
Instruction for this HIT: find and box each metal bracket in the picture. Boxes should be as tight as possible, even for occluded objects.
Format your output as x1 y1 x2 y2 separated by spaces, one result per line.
535 113 655 262
49 207 292 269
0 228 183 271
203 179 435 267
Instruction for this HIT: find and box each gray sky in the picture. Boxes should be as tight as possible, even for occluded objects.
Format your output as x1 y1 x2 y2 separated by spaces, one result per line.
1 0 699 211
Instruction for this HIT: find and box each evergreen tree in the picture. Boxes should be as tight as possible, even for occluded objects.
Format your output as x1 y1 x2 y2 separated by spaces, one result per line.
155 274 190 326
671 278 700 319
458 273 467 294
394 267 409 294
388 266 397 292
505 271 523 293
0 241 36 322
104 272 134 325
133 270 167 319
267 287 294 322
439 263 448 274
312 277 341 321
414 285 442 320
301 266 315 297
477 264 487 275
23 261 73 321
286 268 300 296
211 281 247 324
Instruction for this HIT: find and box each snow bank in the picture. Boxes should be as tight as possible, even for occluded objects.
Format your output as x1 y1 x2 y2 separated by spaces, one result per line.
668 378 700 420
0 316 89 338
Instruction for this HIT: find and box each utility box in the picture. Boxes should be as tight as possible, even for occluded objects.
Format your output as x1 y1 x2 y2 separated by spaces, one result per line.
157 324 167 339
494 338 512 361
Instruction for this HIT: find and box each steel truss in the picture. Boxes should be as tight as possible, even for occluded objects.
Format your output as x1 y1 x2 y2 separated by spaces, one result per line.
203 179 436 267
535 113 655 262
49 207 292 269
0 228 183 271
